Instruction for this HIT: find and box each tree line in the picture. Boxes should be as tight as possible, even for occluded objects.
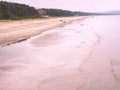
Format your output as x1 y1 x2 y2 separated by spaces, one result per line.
0 1 40 19
44 9 74 16
0 1 77 20
0 1 96 20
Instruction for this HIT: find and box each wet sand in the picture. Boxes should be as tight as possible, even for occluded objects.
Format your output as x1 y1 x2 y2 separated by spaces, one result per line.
0 16 120 90
0 17 84 45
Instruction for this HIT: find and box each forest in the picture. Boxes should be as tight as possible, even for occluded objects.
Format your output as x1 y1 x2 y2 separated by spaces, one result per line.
44 9 74 16
0 1 79 20
0 1 40 19
0 1 96 20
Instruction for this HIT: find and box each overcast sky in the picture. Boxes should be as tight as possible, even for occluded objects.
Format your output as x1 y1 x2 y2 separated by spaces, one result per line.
3 0 120 12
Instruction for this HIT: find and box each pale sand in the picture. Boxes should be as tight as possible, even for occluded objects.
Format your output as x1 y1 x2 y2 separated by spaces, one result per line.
1 16 120 90
0 17 85 45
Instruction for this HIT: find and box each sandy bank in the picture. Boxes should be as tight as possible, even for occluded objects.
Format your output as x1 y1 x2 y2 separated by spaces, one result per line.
0 17 85 46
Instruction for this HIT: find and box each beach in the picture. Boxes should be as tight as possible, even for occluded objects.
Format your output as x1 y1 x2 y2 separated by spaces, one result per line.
0 17 85 45
0 16 120 90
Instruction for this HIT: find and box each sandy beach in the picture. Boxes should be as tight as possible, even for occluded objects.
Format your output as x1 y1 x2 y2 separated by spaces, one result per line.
0 17 85 46
0 16 120 90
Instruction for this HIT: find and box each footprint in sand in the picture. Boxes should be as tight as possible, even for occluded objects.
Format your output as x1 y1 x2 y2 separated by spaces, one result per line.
81 42 85 44
109 58 120 82
110 59 120 66
76 31 81 33
80 24 84 26
76 45 81 48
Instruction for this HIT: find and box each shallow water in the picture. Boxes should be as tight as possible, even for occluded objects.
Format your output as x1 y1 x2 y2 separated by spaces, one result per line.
0 16 120 90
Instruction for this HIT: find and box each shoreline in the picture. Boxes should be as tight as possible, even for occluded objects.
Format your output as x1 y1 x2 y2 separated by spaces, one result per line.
0 16 86 46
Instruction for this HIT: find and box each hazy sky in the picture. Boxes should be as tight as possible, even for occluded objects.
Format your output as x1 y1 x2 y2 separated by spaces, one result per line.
3 0 120 12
